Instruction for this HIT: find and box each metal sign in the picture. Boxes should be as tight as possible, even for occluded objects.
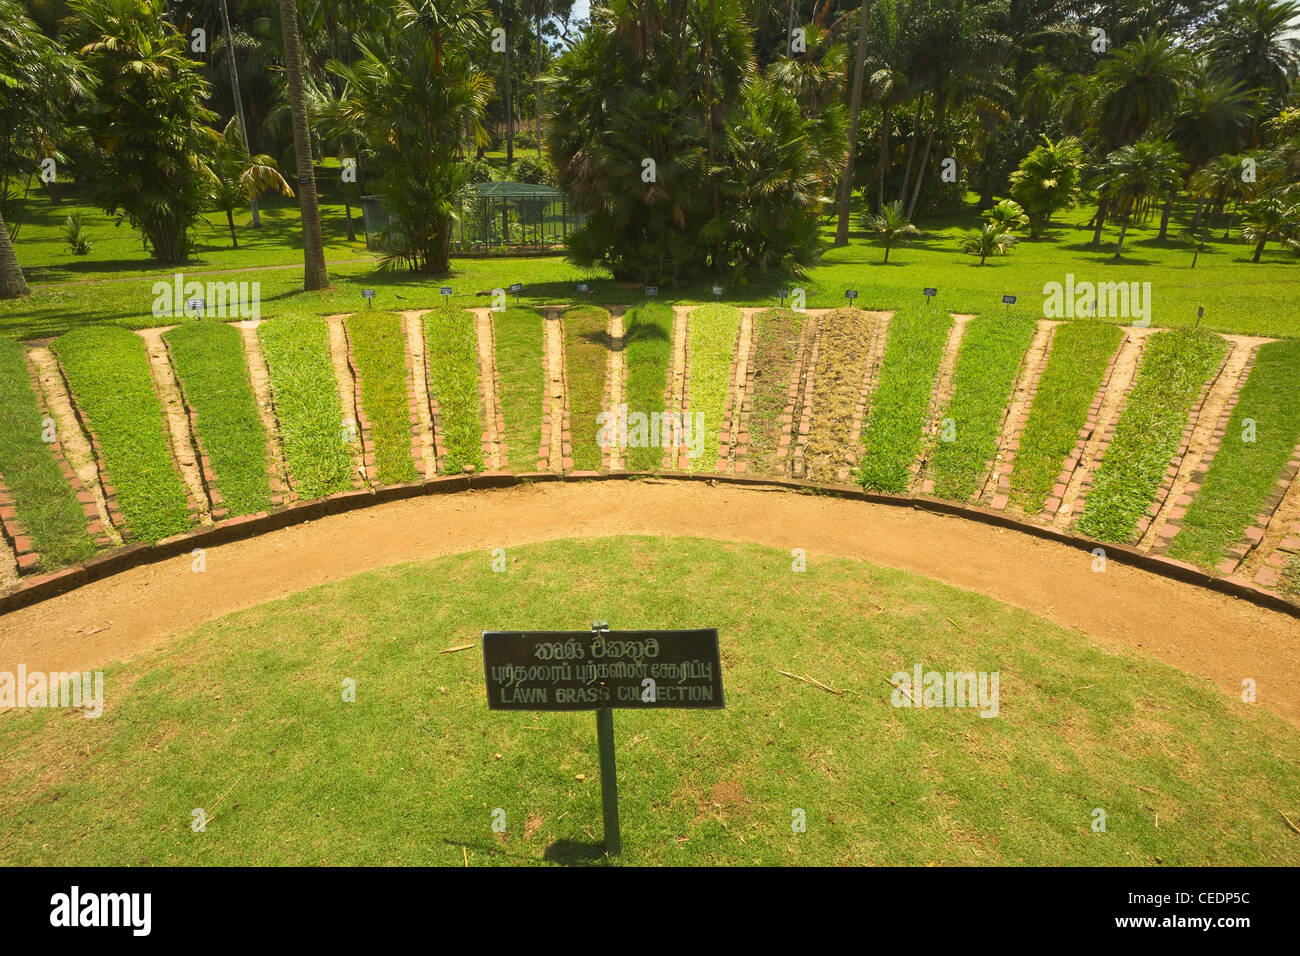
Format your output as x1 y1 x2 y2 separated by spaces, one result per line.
1001 294 1017 305
439 286 453 296
923 287 937 298
185 298 205 313
712 286 724 297
483 628 723 711
577 283 590 294
483 624 725 856
508 282 523 293
645 286 658 297
845 289 858 301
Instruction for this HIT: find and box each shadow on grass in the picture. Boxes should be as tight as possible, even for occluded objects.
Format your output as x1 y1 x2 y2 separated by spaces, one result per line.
543 839 612 866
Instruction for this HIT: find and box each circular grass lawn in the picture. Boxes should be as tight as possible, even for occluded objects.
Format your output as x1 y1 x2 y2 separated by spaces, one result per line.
1 536 1295 866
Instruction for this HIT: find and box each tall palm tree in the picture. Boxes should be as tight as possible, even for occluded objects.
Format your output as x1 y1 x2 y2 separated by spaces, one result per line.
1202 0 1300 112
217 0 262 227
1240 194 1300 261
833 0 872 246
1166 72 1255 236
278 0 330 290
1095 138 1184 259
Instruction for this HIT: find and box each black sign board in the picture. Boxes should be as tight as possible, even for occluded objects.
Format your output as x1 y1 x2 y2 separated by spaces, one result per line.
440 286 453 296
362 289 376 299
844 289 858 299
1001 294 1017 305
645 286 658 297
923 287 937 297
508 283 523 293
483 629 724 711
712 286 724 297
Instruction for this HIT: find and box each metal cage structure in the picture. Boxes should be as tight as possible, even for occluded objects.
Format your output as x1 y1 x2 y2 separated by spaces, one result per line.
455 181 581 252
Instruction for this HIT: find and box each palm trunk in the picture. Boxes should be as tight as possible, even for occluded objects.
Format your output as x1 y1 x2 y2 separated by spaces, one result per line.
279 0 329 291
905 98 943 220
1090 193 1109 246
0 205 30 299
536 8 544 162
834 0 872 247
1190 196 1204 233
898 93 925 204
1113 215 1129 260
227 209 239 248
220 0 261 228
1222 198 1239 241
1158 186 1176 239
873 101 892 214
504 33 514 166
1252 238 1265 263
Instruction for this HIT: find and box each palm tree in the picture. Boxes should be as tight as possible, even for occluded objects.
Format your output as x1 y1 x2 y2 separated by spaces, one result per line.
982 198 1028 233
1009 135 1084 237
210 117 294 248
1095 139 1184 259
217 0 262 228
864 199 918 262
1240 195 1300 261
1202 0 1300 115
833 0 872 246
278 0 330 290
1166 73 1255 236
961 223 1017 265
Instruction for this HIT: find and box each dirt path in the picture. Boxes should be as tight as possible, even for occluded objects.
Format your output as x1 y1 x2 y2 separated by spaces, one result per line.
1054 329 1153 529
2 480 1296 726
543 309 566 471
913 313 972 492
325 315 367 487
979 320 1057 505
723 309 757 472
1239 461 1300 578
0 535 17 591
238 323 292 501
471 309 504 470
839 311 892 483
136 328 211 523
606 309 626 471
26 347 121 547
1141 337 1266 549
401 311 438 479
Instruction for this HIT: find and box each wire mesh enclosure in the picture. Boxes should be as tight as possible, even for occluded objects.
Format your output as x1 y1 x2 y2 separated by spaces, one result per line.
360 183 581 255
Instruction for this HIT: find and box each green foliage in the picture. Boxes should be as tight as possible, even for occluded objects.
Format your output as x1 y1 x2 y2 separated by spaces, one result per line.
982 199 1028 233
346 312 418 485
68 0 217 263
1169 338 1300 567
1009 136 1084 237
1009 323 1124 513
423 306 484 474
0 339 95 567
53 326 191 542
927 314 1038 501
61 213 93 255
858 307 952 493
257 314 355 499
863 201 920 263
164 321 272 518
1077 329 1229 543
208 116 292 248
960 223 1018 265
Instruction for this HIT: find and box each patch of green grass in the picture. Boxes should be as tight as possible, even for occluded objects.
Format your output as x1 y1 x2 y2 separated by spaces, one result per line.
622 302 675 472
423 307 484 475
686 305 740 473
52 327 191 543
163 321 272 518
745 309 803 477
0 340 94 566
562 305 611 471
345 312 418 485
1167 338 1300 567
927 314 1039 501
0 536 1295 866
858 306 952 493
257 315 354 498
805 307 877 483
1077 329 1229 543
493 308 545 470
1281 554 1300 597
1009 322 1125 513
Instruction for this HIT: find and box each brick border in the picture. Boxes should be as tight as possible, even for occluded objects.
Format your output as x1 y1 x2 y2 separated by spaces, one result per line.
161 335 227 523
138 332 209 527
839 311 892 483
776 311 816 477
790 314 822 478
401 316 430 478
5 470 1299 619
718 309 758 473
986 322 1057 511
601 308 624 471
339 319 374 486
475 310 508 471
1155 344 1261 555
1039 332 1129 519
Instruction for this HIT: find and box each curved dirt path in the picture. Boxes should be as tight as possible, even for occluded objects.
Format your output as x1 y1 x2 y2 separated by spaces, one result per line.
2 481 1296 726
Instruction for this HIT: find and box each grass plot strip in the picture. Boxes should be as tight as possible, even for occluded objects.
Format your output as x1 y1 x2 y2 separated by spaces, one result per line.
493 308 546 471
1167 338 1300 568
164 321 273 518
745 309 805 478
423 307 484 475
52 327 192 543
1008 323 1125 514
804 308 877 484
622 303 675 472
0 341 95 567
926 314 1038 502
858 308 952 494
1076 329 1229 543
686 305 741 473
257 315 355 499
345 312 419 485
563 305 611 472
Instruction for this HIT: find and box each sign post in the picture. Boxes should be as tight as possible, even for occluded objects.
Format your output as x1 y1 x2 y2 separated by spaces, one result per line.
482 622 724 857
923 287 937 305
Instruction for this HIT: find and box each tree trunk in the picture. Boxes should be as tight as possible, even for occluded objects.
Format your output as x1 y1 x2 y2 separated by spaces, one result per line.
1190 196 1204 233
883 242 890 263
536 7 544 162
873 101 892 214
220 0 261 228
898 93 926 204
0 205 30 299
227 209 239 248
279 0 329 291
834 0 872 247
1252 238 1265 263
1090 193 1109 246
905 98 942 221
345 196 356 242
505 31 514 166
1158 185 1176 239
1113 216 1129 260
1222 198 1238 241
